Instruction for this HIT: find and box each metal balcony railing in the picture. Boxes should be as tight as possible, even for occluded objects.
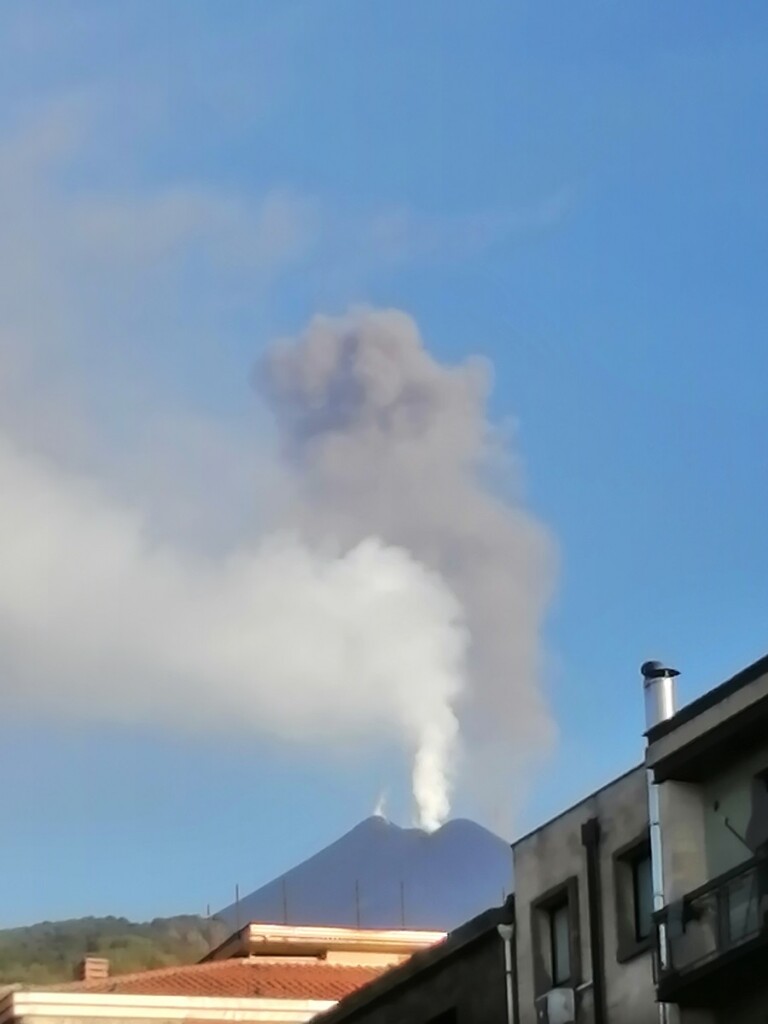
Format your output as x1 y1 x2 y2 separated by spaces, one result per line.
655 856 768 978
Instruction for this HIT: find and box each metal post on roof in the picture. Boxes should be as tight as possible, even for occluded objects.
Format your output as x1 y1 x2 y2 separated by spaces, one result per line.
235 883 240 930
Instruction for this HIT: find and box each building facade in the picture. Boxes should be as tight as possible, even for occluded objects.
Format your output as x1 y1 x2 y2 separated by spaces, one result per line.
508 653 768 1024
645 655 768 1023
311 900 516 1024
512 766 656 1024
0 923 443 1024
6 656 768 1024
311 652 768 1024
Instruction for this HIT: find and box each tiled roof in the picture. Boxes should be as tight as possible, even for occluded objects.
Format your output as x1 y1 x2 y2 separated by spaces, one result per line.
50 959 386 1001
314 900 515 1023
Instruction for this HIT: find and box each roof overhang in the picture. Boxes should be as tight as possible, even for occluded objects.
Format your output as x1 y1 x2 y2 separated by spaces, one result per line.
647 671 768 782
202 923 445 963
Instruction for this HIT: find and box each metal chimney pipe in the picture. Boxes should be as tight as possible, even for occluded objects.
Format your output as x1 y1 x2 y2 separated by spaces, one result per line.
641 660 679 731
641 660 680 1024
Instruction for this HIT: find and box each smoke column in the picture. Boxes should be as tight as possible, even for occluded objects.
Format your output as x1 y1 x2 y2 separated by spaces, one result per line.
259 308 556 822
0 307 554 829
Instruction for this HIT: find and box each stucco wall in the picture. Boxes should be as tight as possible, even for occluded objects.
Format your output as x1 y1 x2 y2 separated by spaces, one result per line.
513 766 656 1024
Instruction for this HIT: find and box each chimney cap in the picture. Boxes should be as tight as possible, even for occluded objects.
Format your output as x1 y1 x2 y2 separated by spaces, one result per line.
641 660 680 680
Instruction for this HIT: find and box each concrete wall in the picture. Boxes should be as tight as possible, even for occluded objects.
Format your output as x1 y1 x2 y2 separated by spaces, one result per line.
702 746 768 876
513 767 656 1024
653 732 768 1023
657 743 768 1024
656 745 768 905
658 780 709 903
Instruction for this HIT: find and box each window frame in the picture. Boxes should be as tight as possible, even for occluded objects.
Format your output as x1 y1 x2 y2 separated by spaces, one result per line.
613 832 654 963
530 876 581 997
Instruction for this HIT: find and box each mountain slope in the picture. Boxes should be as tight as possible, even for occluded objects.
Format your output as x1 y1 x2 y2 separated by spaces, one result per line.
216 816 512 933
0 817 512 984
0 916 229 986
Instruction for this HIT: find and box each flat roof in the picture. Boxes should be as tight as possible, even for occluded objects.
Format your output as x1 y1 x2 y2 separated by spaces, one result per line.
201 922 443 963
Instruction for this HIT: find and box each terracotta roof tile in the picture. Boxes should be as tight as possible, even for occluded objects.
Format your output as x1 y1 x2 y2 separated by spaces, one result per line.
50 959 385 1001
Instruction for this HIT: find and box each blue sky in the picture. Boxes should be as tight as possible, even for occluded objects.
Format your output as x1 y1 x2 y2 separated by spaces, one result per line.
1 0 768 926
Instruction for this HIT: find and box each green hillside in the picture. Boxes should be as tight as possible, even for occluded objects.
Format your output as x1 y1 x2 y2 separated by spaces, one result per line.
0 915 230 986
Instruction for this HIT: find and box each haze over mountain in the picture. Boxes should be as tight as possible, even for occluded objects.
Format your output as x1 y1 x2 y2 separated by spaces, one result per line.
216 816 512 933
0 816 512 984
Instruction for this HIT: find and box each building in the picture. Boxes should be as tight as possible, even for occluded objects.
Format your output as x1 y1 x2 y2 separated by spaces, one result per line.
511 766 655 1024
645 655 768 1023
311 898 515 1024
0 922 443 1024
309 767 658 1024
511 653 768 1024
5 655 766 1024
308 652 768 1024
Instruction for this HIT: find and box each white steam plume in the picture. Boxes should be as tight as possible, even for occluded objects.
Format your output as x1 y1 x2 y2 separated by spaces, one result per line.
0 432 466 829
0 305 553 831
258 308 556 824
372 789 388 819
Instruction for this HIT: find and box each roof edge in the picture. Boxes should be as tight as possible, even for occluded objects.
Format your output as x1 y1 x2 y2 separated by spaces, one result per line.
647 652 768 743
512 762 644 849
200 922 444 964
2 990 336 1023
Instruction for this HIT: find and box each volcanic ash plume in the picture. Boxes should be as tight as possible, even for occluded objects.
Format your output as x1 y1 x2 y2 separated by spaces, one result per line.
0 306 553 831
259 308 556 822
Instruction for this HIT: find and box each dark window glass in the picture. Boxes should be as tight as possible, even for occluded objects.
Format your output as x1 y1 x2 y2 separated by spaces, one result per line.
632 851 654 941
549 899 571 985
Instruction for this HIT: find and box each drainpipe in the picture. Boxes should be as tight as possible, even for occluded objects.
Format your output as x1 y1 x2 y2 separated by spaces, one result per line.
497 922 515 1024
641 660 679 1024
581 817 607 1024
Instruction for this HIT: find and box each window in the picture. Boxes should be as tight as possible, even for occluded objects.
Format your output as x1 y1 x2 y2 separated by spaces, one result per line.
549 898 571 985
631 850 654 942
614 834 654 962
531 878 580 996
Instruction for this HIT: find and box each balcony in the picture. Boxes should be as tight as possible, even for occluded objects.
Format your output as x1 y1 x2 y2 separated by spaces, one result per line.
655 856 768 1007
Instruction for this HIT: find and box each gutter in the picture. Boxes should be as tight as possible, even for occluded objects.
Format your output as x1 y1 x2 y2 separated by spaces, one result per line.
581 817 607 1024
497 923 516 1024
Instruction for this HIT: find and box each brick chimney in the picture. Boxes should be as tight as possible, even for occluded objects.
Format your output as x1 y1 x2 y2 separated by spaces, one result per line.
76 957 109 983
